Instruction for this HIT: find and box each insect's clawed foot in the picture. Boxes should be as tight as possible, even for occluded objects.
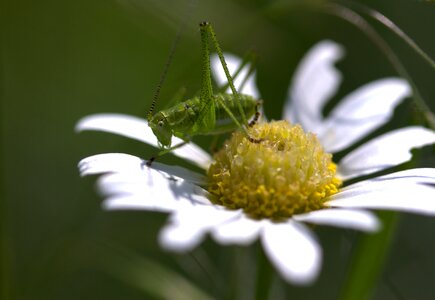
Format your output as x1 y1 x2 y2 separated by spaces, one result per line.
248 136 263 144
145 157 156 167
210 146 218 154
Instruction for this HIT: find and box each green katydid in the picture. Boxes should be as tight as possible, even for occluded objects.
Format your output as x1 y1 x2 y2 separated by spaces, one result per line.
147 22 261 164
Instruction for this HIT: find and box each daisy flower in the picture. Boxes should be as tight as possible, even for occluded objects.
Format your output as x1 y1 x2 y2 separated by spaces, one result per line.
76 40 435 285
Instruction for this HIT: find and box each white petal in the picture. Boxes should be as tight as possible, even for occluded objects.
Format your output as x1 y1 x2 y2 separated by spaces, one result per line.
78 153 144 176
340 168 435 191
372 168 435 182
159 205 242 252
294 209 380 232
261 221 321 285
103 194 175 212
78 153 206 185
159 220 206 252
211 215 263 245
319 78 411 152
284 40 344 133
76 114 212 169
338 126 435 180
327 183 435 215
151 162 206 186
98 169 211 207
211 53 260 99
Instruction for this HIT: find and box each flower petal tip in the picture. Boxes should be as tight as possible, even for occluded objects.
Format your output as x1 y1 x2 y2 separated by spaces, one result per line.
158 224 205 253
262 221 322 285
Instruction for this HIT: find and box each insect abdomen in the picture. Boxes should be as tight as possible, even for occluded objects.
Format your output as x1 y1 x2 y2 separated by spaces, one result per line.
164 93 257 136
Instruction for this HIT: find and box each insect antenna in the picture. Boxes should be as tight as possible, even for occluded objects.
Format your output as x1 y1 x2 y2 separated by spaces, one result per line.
147 0 197 121
147 31 182 120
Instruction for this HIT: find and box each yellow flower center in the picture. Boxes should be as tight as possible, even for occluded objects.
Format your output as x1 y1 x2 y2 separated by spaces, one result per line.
207 121 342 220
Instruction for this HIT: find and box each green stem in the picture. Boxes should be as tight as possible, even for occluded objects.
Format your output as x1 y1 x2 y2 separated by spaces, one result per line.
323 3 435 130
96 242 213 300
343 1 435 69
266 1 435 130
1 24 11 298
1 207 11 300
255 243 274 300
341 211 399 300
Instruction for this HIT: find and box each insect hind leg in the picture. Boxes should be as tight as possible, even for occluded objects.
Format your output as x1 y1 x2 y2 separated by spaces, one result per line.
215 51 257 94
200 22 248 128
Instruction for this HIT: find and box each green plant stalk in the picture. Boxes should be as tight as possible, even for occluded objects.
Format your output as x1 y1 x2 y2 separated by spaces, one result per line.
323 3 435 130
255 243 274 300
97 242 213 300
1 213 11 300
1 22 11 299
343 1 435 70
341 211 399 300
266 1 435 129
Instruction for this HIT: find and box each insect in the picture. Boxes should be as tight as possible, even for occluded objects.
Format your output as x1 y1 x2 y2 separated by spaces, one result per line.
147 21 261 164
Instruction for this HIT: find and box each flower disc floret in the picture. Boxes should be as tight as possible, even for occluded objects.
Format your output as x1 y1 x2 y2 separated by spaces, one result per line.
208 121 342 220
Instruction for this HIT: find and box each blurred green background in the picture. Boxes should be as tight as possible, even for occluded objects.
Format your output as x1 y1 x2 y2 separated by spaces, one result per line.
3 0 435 299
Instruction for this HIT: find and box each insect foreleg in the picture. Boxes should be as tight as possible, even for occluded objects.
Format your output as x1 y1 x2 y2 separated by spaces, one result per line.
146 140 190 167
209 135 220 153
157 140 190 156
249 103 262 127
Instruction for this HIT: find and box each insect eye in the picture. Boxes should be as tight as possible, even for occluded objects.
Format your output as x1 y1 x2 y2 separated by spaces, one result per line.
158 121 164 127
